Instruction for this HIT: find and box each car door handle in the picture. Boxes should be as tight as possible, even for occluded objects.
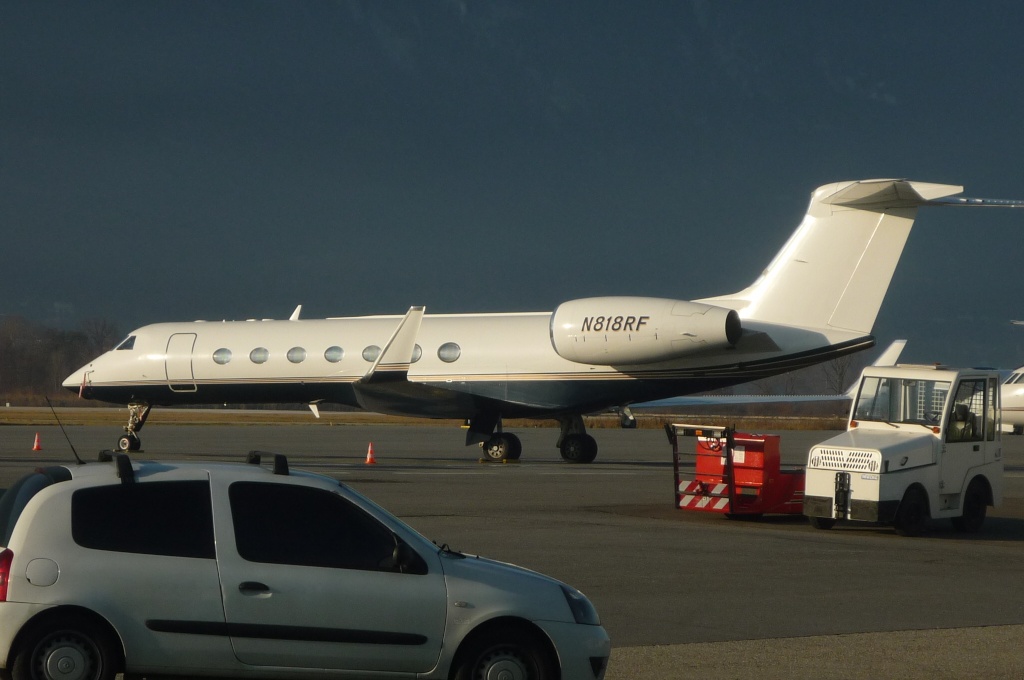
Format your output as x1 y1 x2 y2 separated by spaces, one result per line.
238 581 271 595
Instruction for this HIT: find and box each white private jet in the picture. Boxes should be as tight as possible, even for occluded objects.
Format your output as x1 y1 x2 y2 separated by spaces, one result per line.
64 179 1024 461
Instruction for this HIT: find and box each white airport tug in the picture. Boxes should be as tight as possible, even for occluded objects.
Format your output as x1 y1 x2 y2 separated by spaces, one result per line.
803 364 1003 536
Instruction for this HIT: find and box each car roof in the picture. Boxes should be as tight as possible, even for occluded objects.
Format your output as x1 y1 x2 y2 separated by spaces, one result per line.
57 451 333 488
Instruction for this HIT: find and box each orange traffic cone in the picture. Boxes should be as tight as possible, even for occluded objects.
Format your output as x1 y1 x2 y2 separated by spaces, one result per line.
32 433 42 451
365 442 377 465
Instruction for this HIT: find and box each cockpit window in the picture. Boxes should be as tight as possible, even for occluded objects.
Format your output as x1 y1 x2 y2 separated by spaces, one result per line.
115 335 136 351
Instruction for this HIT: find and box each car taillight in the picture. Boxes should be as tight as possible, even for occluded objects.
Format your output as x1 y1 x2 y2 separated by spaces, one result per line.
0 549 13 602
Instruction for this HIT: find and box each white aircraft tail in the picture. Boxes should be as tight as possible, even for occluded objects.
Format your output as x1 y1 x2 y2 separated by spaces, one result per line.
701 179 1020 334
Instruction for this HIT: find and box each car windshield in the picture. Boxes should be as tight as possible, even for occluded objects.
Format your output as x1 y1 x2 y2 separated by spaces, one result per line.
854 376 950 426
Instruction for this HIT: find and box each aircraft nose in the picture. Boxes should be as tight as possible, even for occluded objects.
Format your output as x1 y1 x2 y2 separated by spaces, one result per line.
63 366 90 395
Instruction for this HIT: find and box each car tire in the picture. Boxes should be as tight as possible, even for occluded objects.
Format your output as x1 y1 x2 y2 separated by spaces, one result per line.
453 625 555 680
11 613 119 680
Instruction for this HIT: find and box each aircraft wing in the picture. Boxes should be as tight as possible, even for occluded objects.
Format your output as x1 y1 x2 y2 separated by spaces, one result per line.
634 339 906 408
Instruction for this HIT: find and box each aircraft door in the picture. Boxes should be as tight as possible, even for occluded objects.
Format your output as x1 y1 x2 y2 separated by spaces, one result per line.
166 333 197 392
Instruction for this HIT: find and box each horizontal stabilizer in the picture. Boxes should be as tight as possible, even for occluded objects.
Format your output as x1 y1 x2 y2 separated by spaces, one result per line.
823 179 962 208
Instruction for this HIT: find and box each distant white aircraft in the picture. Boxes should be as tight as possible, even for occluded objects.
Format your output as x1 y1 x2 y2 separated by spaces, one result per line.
63 179 1024 461
1002 366 1024 434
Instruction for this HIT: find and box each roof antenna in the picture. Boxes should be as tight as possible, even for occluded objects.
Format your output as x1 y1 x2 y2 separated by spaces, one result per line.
45 397 85 465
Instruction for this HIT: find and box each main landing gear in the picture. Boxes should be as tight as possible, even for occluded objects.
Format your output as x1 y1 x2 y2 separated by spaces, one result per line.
481 432 523 462
556 414 597 463
117 403 151 452
474 414 599 463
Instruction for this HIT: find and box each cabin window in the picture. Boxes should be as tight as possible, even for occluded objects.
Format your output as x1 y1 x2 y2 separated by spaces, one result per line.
411 344 422 363
250 347 269 364
438 342 461 363
212 348 232 365
362 345 381 362
287 347 306 364
324 346 344 363
116 336 136 351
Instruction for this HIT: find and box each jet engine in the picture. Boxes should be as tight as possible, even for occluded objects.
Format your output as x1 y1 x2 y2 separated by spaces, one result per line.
550 296 741 365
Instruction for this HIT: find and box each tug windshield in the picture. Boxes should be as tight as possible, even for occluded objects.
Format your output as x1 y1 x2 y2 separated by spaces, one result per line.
853 377 950 426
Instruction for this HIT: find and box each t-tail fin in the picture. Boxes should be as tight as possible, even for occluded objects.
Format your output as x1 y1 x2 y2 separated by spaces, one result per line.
700 179 1023 334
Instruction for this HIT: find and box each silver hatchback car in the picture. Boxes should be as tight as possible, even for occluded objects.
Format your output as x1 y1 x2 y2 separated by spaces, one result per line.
0 452 609 680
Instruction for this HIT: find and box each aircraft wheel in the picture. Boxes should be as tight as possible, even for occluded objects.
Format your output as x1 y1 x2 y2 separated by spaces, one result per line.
482 434 520 462
894 486 929 537
506 433 523 460
560 433 597 464
116 433 140 453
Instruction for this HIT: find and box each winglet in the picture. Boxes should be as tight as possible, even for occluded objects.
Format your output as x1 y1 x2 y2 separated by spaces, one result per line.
361 306 425 383
871 339 907 368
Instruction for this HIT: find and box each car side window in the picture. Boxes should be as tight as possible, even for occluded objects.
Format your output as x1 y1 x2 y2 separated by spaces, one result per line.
229 481 398 571
0 467 72 545
72 481 215 559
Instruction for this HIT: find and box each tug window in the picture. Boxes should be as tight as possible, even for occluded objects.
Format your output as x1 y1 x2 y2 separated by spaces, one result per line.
287 347 306 364
324 346 344 363
250 347 269 364
212 348 232 365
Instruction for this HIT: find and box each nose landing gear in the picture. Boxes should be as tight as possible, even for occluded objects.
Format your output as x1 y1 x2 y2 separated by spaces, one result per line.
117 404 150 452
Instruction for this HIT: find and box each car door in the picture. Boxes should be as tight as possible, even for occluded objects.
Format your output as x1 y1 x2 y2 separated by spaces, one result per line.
212 477 447 674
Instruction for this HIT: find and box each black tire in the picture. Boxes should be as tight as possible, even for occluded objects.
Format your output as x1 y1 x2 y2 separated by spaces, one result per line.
453 626 555 680
11 614 120 680
482 434 523 462
482 435 513 462
894 487 930 537
560 433 597 464
951 478 988 533
506 433 523 460
808 516 837 530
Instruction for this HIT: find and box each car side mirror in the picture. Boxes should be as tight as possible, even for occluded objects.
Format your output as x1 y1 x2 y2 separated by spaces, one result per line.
383 536 428 575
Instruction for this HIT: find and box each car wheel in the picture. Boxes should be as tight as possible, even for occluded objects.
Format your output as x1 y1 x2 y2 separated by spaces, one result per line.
894 486 929 537
11 614 119 680
951 478 988 533
453 626 555 680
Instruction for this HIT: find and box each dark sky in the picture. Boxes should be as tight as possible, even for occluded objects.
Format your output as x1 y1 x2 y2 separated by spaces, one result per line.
3 1 1024 368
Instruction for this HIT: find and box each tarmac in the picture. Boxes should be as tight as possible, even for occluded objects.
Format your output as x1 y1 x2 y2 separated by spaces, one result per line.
0 414 1022 678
